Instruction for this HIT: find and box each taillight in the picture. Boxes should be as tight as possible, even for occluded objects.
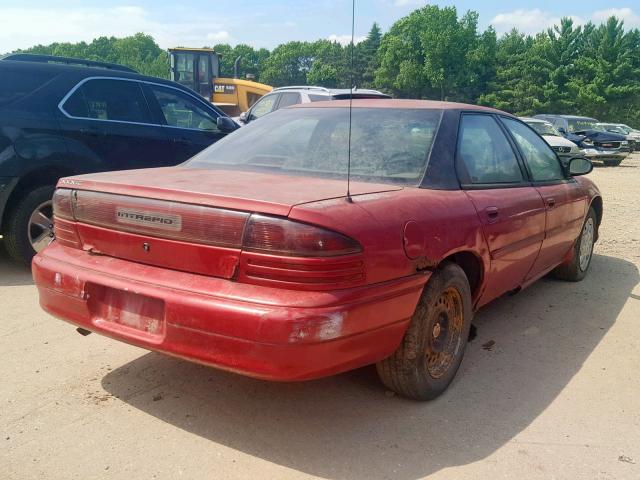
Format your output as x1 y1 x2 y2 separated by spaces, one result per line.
239 215 364 290
243 215 362 257
52 189 73 220
52 189 81 248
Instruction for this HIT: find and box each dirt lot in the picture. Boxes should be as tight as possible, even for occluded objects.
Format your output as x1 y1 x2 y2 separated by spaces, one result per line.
1 155 639 480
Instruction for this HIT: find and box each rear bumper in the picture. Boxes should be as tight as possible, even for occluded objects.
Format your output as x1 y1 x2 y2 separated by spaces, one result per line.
33 243 427 381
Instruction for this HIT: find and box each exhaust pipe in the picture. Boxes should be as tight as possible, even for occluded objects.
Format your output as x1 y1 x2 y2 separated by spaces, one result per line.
233 56 242 79
76 327 92 336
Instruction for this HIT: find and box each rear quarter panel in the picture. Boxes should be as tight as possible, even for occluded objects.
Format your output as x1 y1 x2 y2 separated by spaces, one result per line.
290 188 490 291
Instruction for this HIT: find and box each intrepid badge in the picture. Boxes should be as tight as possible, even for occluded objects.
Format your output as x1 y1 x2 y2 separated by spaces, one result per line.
116 208 182 231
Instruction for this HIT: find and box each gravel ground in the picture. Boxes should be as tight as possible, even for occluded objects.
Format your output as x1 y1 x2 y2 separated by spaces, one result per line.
1 154 639 480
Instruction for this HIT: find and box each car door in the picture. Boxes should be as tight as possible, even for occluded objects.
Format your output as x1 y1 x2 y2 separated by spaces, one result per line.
501 117 588 279
144 83 225 162
57 77 174 171
456 114 547 306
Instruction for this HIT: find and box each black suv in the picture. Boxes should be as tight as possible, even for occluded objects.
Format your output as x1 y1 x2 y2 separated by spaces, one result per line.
0 54 236 264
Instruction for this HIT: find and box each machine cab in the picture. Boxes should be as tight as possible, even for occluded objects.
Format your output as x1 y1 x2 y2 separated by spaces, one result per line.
169 48 220 100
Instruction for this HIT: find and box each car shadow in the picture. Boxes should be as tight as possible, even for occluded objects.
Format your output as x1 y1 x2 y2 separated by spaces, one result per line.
101 253 638 480
0 240 34 286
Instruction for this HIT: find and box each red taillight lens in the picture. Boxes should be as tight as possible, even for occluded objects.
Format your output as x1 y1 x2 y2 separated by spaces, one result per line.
52 189 73 220
243 215 362 257
52 189 81 248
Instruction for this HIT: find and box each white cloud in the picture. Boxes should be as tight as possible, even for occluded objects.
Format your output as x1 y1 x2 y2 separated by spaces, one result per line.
206 31 230 42
0 6 232 53
328 34 366 46
491 7 640 35
592 8 640 28
491 9 584 35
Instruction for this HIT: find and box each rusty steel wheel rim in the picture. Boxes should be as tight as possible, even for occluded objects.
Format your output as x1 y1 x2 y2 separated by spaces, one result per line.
426 287 464 379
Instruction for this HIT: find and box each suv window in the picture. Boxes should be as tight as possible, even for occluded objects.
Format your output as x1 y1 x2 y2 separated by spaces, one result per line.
148 85 219 131
502 118 564 182
309 94 330 102
457 115 523 184
0 70 55 106
277 92 301 109
249 94 278 120
62 79 152 123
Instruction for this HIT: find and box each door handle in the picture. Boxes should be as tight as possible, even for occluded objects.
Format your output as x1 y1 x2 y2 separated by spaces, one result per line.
485 206 499 223
171 137 191 145
546 197 556 209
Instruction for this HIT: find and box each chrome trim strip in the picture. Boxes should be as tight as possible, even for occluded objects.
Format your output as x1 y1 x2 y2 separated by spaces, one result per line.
57 76 220 132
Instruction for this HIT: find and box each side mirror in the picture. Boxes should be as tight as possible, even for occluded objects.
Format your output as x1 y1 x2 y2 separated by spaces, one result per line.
568 157 593 176
217 116 240 134
239 111 248 123
558 127 567 135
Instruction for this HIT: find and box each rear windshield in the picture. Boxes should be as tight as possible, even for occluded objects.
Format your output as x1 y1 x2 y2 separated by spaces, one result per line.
0 69 56 106
187 107 442 186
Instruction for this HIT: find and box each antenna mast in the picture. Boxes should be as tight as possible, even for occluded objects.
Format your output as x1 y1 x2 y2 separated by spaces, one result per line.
346 0 355 201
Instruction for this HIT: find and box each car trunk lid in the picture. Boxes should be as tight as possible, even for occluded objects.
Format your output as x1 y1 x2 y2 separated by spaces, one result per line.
57 167 401 278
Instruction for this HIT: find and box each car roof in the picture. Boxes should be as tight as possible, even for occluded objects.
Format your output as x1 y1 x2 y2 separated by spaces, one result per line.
0 59 189 91
294 98 510 114
519 116 548 123
541 114 599 121
272 86 389 97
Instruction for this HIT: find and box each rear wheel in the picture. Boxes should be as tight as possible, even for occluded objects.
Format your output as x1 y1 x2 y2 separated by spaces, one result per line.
4 185 55 265
376 262 472 400
553 207 597 282
603 159 622 166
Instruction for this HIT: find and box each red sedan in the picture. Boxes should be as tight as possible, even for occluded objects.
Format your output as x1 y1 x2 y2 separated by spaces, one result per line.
33 100 602 400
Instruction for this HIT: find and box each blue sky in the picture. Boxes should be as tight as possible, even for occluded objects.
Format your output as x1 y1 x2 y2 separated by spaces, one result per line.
0 1 638 52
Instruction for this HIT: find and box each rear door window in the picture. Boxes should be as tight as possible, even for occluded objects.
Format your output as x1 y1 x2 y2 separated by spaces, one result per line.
276 92 301 110
62 79 152 123
456 114 524 185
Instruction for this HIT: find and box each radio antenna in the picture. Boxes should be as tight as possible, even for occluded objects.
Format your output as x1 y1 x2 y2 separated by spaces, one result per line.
346 0 355 202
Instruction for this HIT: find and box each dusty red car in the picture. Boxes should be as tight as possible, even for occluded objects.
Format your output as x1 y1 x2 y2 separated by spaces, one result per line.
33 100 602 400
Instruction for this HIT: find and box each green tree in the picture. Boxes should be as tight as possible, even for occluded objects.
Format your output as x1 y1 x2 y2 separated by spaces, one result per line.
353 22 382 88
479 30 548 115
260 41 314 86
375 5 496 101
568 17 640 124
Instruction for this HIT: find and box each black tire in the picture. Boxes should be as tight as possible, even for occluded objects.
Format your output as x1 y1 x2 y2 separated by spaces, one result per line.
603 159 622 166
376 262 473 401
3 185 55 266
553 207 597 282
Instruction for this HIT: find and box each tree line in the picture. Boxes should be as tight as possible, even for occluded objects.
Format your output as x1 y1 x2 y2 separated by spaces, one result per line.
15 5 640 126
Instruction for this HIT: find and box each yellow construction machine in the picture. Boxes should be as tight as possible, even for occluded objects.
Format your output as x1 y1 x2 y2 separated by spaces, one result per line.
168 47 272 116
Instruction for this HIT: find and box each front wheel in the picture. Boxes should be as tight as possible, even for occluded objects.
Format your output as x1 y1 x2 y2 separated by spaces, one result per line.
376 262 472 400
553 207 597 282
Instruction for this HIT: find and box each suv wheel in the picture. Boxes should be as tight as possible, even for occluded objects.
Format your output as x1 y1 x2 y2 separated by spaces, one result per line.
4 185 55 265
